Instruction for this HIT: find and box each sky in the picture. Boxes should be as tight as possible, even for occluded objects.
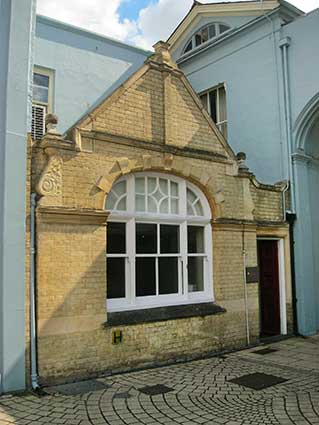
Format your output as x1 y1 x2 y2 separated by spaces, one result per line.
36 0 319 50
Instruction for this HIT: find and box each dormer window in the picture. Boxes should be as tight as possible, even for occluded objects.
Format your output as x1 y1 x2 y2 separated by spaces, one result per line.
183 23 231 54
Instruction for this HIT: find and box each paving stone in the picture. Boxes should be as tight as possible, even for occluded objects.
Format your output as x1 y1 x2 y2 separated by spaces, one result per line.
0 336 319 424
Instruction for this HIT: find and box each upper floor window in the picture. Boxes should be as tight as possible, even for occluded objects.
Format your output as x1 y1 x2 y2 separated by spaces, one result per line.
32 67 54 141
183 23 231 54
200 84 227 139
105 173 213 312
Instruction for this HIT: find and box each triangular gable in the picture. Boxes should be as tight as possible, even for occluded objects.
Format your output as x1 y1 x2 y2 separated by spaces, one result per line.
167 0 280 48
73 41 235 160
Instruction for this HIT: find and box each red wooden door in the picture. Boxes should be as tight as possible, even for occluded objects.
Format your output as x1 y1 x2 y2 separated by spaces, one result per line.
258 240 281 336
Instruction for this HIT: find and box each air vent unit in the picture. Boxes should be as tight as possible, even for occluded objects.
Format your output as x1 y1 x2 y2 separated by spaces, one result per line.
31 104 46 140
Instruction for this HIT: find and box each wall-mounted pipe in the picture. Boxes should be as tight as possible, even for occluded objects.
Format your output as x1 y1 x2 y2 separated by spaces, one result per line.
261 2 286 181
242 224 250 346
281 181 289 221
279 37 296 213
30 193 39 390
286 212 298 335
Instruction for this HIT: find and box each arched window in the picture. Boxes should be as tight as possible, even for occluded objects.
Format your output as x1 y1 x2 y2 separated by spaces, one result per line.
183 23 231 54
105 173 213 312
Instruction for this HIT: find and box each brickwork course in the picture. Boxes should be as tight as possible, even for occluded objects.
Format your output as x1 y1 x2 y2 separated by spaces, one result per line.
1 336 319 424
26 42 292 385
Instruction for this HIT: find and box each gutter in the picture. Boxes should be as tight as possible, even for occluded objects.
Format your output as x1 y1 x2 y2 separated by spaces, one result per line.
30 193 39 390
36 15 152 56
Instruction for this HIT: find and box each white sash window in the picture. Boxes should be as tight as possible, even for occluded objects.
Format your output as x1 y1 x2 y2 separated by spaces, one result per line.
106 173 213 312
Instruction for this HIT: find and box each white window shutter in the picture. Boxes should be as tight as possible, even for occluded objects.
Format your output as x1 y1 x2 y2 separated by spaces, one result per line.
31 104 46 140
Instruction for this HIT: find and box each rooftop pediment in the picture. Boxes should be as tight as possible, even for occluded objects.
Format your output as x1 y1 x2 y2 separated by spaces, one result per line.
72 41 235 161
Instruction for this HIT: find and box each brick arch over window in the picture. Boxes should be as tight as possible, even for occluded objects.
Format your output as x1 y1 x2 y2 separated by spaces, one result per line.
105 172 211 219
95 154 223 219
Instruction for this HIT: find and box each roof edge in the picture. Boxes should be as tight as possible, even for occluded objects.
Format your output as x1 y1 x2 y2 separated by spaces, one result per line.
36 14 152 56
279 0 304 15
167 0 283 47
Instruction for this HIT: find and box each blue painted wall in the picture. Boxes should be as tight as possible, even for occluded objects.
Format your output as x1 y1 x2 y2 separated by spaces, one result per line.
35 16 151 134
174 13 287 184
0 0 35 392
283 10 319 130
288 9 319 335
172 6 319 335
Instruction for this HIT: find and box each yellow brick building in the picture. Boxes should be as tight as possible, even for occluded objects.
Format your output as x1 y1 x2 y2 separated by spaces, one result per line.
28 42 292 385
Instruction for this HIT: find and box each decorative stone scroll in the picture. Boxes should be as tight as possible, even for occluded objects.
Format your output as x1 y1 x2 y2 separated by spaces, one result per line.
36 147 63 206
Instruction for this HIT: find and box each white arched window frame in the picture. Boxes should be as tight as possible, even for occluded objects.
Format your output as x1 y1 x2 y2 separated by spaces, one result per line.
105 172 213 312
183 22 231 55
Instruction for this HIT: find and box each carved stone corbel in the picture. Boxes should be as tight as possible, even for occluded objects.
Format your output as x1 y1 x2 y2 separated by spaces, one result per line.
36 147 63 206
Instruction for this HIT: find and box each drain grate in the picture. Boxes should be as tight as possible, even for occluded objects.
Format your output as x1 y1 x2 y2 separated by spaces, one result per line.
253 348 278 355
47 380 110 396
138 384 173 396
229 372 288 390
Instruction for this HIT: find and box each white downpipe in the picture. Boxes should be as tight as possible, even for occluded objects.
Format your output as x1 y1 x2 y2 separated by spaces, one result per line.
30 193 39 390
242 224 250 346
280 37 296 212
261 1 286 181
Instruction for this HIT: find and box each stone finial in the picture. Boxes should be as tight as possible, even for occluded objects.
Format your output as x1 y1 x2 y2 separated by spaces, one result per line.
45 113 59 134
236 152 249 172
151 41 178 69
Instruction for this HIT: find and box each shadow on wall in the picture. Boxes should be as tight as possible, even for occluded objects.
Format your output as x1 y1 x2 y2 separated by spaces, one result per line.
135 67 227 155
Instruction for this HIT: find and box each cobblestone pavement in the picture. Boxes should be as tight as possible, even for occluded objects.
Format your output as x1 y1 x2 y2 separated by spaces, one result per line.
1 336 318 425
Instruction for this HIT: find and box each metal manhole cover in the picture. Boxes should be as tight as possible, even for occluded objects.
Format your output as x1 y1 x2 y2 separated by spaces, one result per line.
138 384 173 395
253 348 278 355
47 380 110 395
229 372 288 390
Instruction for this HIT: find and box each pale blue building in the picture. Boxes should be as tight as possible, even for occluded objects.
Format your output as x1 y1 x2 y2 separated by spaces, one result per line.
32 15 151 138
168 0 319 336
0 0 35 392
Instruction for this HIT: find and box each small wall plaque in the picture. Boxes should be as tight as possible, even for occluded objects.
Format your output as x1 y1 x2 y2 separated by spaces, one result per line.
246 267 259 283
112 330 123 344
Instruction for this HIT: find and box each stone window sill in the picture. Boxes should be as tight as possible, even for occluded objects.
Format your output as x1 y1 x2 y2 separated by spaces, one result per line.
105 302 226 327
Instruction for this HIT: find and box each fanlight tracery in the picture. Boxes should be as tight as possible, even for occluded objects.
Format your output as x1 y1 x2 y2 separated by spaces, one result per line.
183 22 231 54
106 174 209 218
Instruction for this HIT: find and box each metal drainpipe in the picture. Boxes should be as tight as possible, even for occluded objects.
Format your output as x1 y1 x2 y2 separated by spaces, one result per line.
281 181 289 220
30 193 39 390
261 3 286 182
242 223 250 346
279 38 299 334
286 212 298 335
279 37 296 213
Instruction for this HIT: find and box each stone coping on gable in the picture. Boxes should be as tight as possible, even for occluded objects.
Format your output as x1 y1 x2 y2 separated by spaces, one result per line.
105 302 226 327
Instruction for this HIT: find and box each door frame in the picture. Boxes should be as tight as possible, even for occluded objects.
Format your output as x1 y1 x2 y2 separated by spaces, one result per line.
257 237 287 336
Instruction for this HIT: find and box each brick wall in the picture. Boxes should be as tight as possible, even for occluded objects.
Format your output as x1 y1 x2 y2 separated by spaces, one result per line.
26 47 291 384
